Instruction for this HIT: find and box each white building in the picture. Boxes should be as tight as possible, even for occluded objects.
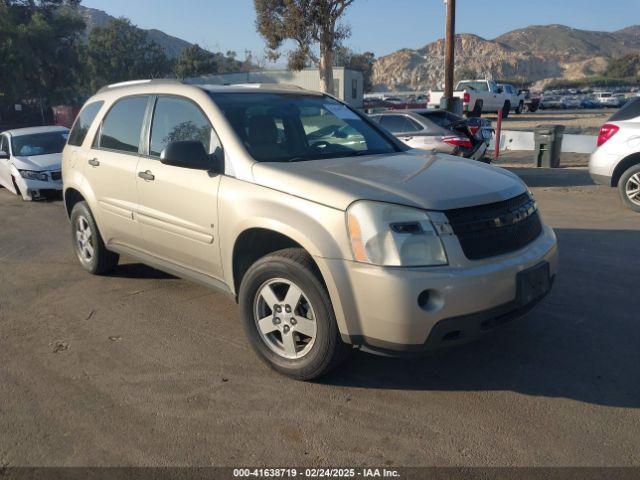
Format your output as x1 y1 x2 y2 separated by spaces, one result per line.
185 67 364 108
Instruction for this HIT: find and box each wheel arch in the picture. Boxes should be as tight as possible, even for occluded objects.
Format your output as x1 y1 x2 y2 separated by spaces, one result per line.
611 153 640 187
231 227 327 298
64 187 86 218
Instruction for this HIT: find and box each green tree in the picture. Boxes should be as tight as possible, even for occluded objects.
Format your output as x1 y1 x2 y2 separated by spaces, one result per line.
254 0 355 95
339 50 375 93
0 0 85 114
173 44 218 79
86 18 170 91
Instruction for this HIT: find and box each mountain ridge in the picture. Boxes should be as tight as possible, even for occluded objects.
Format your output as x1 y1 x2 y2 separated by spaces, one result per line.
372 24 640 91
78 6 192 58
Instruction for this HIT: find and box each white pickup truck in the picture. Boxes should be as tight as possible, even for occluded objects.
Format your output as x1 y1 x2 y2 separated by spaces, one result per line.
498 83 526 114
429 79 512 118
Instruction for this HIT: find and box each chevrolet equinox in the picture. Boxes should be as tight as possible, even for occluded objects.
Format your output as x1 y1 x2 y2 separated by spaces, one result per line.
62 80 558 380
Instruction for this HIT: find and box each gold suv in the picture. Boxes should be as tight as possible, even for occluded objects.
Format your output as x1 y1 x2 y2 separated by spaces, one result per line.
63 80 558 380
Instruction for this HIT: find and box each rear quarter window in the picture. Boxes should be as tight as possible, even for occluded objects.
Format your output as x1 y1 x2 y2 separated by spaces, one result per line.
68 101 104 147
609 98 640 122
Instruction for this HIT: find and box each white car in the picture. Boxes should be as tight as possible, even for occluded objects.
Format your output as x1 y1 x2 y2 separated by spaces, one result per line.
0 126 69 200
594 91 620 108
589 98 640 211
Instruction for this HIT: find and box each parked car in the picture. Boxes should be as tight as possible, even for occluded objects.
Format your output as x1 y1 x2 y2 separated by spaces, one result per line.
498 84 526 114
429 79 512 117
589 98 640 212
368 109 492 162
520 89 540 112
63 80 558 380
539 96 566 110
594 91 620 108
0 126 69 200
580 98 601 109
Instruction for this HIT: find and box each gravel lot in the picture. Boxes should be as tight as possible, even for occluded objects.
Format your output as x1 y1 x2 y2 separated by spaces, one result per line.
1 159 639 467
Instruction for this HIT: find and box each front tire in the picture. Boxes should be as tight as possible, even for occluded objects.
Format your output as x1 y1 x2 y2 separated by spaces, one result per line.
515 101 524 114
70 201 119 274
238 248 351 380
618 164 640 213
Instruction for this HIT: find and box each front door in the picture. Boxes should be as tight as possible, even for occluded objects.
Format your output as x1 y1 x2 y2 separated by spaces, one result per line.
136 96 223 280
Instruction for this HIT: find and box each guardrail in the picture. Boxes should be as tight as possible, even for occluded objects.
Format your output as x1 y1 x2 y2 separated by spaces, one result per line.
490 130 597 154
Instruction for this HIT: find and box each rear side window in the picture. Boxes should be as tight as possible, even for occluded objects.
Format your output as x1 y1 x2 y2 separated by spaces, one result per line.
609 98 640 122
149 96 218 157
419 111 461 129
379 115 422 133
97 96 148 153
68 101 103 147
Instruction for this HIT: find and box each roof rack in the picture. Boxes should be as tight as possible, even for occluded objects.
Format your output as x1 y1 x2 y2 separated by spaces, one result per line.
96 78 182 94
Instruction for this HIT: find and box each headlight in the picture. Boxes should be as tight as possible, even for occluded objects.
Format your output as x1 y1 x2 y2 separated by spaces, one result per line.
19 170 48 181
346 200 448 267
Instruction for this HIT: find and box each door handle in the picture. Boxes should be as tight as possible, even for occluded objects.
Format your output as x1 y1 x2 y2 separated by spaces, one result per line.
138 170 155 181
402 136 413 141
88 158 100 167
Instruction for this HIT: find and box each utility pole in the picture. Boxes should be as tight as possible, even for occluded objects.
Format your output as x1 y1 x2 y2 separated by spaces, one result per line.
444 0 456 112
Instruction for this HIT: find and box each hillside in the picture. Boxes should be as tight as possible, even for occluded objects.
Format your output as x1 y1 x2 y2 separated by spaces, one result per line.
78 6 192 58
372 24 640 91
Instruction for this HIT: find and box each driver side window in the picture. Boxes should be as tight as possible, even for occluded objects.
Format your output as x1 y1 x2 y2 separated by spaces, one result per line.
0 135 8 154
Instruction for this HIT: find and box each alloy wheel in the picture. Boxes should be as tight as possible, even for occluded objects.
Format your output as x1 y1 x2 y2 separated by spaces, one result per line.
253 278 317 359
75 215 94 263
625 173 640 206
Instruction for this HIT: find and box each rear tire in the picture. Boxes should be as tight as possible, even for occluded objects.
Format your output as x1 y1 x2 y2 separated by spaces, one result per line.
501 101 511 119
618 164 640 213
70 201 119 274
238 248 351 380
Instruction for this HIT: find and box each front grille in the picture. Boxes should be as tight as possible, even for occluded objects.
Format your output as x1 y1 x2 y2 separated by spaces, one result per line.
50 171 62 181
444 192 542 260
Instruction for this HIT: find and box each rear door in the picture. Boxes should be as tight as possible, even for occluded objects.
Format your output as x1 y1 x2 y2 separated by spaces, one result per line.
84 95 149 249
135 95 223 279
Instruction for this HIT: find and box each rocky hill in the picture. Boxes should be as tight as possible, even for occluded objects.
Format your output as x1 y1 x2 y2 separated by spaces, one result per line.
372 25 640 91
78 6 192 58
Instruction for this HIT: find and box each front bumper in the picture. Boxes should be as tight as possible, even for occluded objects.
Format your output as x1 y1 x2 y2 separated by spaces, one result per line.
15 177 62 201
324 224 558 354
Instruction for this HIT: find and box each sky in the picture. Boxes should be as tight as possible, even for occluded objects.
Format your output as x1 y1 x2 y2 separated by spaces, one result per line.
82 0 639 62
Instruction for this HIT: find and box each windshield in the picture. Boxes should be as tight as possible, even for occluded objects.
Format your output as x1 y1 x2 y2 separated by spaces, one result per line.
11 131 68 156
609 98 640 122
209 92 400 162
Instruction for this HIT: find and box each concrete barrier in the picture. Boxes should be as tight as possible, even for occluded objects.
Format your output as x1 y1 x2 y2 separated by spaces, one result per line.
490 130 597 154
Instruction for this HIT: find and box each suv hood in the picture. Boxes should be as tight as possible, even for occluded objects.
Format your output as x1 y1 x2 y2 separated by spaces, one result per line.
251 151 526 211
12 153 62 171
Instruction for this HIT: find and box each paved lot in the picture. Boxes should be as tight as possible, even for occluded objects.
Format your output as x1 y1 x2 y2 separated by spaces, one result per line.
1 163 639 467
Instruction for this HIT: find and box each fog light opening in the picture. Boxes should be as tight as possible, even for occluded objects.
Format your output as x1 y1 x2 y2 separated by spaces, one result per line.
417 289 444 313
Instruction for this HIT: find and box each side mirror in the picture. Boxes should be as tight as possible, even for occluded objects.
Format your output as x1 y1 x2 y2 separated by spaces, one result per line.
160 141 222 173
496 87 503 94
0 150 8 160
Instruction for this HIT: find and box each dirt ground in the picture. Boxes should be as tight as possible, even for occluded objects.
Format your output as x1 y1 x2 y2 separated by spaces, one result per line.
1 158 640 467
484 109 613 135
